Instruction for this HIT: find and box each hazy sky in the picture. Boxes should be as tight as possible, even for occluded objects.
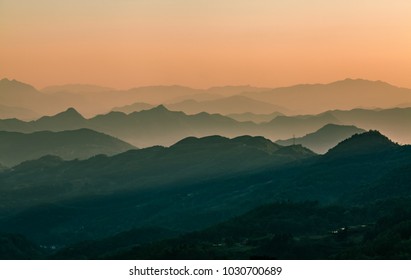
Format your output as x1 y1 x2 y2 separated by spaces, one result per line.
1 0 411 89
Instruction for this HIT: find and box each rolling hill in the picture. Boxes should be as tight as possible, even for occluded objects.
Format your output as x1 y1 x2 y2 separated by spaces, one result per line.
166 95 288 115
0 104 39 121
112 96 288 115
0 106 258 147
0 78 78 116
0 131 411 259
4 78 411 118
226 112 284 123
276 124 365 154
0 135 315 245
2 105 411 147
0 129 136 166
242 79 411 114
112 102 154 114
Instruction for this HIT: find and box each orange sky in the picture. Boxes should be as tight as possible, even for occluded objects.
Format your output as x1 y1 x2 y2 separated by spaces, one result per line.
1 0 411 89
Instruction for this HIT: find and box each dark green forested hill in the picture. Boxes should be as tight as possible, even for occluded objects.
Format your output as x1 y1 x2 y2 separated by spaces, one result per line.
0 131 411 259
52 198 411 260
0 233 43 260
0 135 315 245
0 129 136 166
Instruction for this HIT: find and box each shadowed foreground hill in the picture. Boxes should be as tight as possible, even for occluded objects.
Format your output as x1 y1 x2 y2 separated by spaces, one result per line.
51 132 411 260
326 130 398 157
0 129 136 167
98 198 411 260
0 233 43 260
0 135 315 245
0 131 411 260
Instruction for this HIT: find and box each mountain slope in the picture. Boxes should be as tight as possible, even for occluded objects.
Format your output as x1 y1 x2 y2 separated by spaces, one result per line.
0 129 136 166
0 78 75 115
0 135 316 245
276 124 366 154
243 79 411 114
207 85 271 96
329 107 411 144
0 233 43 260
0 106 259 147
112 102 154 114
262 112 341 140
326 130 399 158
1 130 411 251
42 84 114 94
101 197 411 260
167 95 288 115
0 104 39 120
2 105 411 147
227 112 283 123
34 107 87 130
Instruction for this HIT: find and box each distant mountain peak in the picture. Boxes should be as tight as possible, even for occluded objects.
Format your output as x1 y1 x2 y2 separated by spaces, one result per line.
58 107 84 119
331 78 394 88
37 107 85 122
316 123 361 133
0 78 38 91
152 104 169 111
326 130 399 157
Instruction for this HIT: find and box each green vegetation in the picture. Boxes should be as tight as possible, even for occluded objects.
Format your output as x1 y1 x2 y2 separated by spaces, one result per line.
0 129 136 166
0 130 411 259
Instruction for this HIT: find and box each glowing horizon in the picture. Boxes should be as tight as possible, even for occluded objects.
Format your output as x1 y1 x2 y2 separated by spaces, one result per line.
1 0 411 89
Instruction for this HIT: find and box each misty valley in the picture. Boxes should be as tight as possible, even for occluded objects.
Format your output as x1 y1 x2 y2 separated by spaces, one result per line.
1 78 411 260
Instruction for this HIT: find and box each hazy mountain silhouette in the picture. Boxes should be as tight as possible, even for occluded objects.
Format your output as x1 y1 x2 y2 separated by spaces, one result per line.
0 104 39 120
276 124 365 154
42 84 114 94
34 108 87 130
328 107 411 144
227 112 284 123
0 78 77 115
397 102 411 108
2 105 411 146
2 79 206 117
165 92 222 103
4 77 411 118
0 129 135 166
262 112 341 140
207 85 271 96
112 102 154 114
0 79 42 108
243 79 411 114
0 106 258 147
167 95 288 115
112 95 288 115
